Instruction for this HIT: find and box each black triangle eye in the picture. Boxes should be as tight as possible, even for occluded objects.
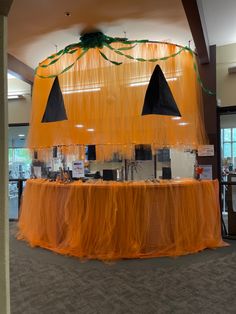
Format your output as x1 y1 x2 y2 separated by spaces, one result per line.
141 65 181 117
41 76 68 123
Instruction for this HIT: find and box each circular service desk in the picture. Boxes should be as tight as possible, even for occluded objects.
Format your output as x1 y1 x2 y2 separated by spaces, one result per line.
18 178 226 260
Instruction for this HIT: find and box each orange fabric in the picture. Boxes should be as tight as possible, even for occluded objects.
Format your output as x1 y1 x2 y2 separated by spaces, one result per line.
28 43 208 160
18 179 226 260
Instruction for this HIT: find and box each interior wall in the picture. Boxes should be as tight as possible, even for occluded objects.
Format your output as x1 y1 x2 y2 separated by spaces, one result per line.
7 77 31 124
89 149 195 180
217 43 236 106
170 149 195 178
221 114 236 128
8 95 31 123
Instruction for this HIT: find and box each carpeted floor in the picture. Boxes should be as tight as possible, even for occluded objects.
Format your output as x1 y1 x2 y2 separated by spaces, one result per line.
10 222 236 314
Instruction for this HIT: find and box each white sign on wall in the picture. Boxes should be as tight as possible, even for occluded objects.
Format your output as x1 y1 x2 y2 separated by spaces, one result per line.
198 145 214 157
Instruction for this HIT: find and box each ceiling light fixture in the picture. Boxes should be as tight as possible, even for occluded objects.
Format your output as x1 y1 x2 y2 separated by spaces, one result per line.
18 134 25 137
172 117 181 120
130 81 149 87
7 73 16 79
75 124 84 128
8 95 24 100
166 77 177 82
87 128 95 132
130 77 177 87
179 122 188 126
63 87 101 94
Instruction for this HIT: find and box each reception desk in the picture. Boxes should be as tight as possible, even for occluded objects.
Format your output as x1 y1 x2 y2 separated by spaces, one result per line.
18 179 226 260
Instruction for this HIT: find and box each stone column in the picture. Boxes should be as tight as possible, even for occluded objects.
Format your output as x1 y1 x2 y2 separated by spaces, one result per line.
0 14 10 314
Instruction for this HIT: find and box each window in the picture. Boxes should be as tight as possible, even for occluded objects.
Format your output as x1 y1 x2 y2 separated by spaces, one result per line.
8 125 31 219
221 128 236 168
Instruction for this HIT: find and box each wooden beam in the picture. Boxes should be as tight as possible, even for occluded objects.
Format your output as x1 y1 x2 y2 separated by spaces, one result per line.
0 14 10 314
197 45 218 179
0 0 13 16
182 0 209 64
8 54 34 85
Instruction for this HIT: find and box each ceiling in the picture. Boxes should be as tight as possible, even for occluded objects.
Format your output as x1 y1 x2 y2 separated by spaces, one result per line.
0 0 13 16
7 0 236 71
201 0 236 47
8 0 193 69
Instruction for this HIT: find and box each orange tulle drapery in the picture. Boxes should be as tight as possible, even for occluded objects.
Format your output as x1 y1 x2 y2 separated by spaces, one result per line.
18 179 226 260
28 42 208 160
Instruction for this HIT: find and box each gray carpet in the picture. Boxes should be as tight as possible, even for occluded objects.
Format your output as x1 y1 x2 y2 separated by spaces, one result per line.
10 222 236 314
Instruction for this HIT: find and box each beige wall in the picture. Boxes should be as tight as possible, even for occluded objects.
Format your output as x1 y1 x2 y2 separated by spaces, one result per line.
171 149 195 178
89 149 195 180
8 77 31 123
8 95 31 124
217 43 236 106
221 114 236 128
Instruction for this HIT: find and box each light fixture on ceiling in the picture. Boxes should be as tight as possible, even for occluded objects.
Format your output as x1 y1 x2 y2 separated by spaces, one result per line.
87 128 95 132
166 77 177 82
179 122 188 126
130 81 149 87
8 94 25 100
63 87 101 94
7 73 16 79
129 77 177 87
18 134 25 137
172 117 181 120
75 124 84 128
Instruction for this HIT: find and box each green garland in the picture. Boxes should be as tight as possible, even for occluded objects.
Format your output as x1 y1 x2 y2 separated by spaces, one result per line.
35 31 215 96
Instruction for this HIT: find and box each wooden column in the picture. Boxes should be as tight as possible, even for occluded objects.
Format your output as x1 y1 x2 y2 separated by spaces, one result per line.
0 14 10 314
197 45 218 179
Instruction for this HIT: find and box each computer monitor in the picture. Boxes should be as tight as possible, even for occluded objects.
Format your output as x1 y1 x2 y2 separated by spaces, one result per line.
103 169 117 181
135 145 152 160
87 145 96 160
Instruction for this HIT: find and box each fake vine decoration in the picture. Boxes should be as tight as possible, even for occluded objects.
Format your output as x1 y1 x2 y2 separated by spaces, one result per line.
35 31 215 96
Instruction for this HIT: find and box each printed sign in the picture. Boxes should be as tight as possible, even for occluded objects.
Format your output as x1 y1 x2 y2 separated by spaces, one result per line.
72 160 84 178
33 166 41 178
197 145 214 157
199 165 213 180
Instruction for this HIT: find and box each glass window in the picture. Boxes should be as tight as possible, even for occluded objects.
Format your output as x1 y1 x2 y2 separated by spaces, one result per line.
8 125 31 220
233 128 236 141
224 128 231 142
223 143 231 158
233 143 236 157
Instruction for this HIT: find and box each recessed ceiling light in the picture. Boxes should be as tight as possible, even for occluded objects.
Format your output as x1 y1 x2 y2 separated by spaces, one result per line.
7 73 16 79
130 81 149 87
166 77 177 82
179 122 188 126
8 95 22 100
64 12 71 17
75 124 84 128
172 117 181 120
18 134 25 137
87 128 95 132
63 87 101 94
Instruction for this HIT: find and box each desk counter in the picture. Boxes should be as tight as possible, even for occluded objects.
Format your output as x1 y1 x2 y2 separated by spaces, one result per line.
18 179 226 260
